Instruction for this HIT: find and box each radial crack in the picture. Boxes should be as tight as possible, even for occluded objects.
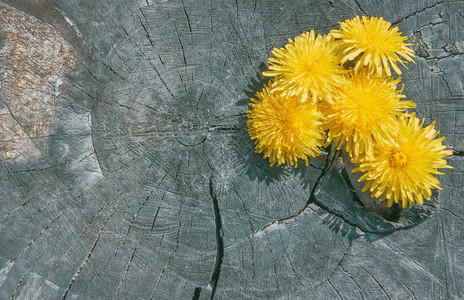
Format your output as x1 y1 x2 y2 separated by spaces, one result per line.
327 278 343 300
192 171 224 299
208 177 224 299
450 147 464 157
61 212 113 299
359 266 392 300
392 1 444 26
247 149 336 239
192 287 202 300
353 0 368 16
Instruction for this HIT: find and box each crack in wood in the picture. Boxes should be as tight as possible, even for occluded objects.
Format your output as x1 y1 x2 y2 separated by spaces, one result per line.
52 163 141 272
174 24 187 66
440 207 464 223
207 125 242 132
192 150 224 300
10 266 33 299
108 163 155 269
392 1 445 26
249 238 256 280
340 267 365 300
327 239 353 280
327 278 343 300
151 192 165 233
379 239 452 292
192 287 202 300
277 230 297 276
397 276 418 300
450 147 464 157
234 188 255 233
62 209 116 299
359 265 392 300
353 0 368 16
267 244 280 291
438 212 454 299
207 177 224 300
114 237 144 298
246 146 336 239
149 205 183 299
181 0 193 34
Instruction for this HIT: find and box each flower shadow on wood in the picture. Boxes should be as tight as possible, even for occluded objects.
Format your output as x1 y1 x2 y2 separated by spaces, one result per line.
232 68 320 187
313 158 439 242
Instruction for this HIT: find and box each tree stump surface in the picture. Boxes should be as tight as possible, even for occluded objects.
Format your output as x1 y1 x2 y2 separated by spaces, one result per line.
1 0 463 299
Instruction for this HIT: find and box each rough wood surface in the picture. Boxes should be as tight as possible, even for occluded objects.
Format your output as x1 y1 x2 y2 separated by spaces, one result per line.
1 0 463 299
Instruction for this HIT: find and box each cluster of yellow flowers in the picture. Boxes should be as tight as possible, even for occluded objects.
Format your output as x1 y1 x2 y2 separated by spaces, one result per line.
246 16 453 208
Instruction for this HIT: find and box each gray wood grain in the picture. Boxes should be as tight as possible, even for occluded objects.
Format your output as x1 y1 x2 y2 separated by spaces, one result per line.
1 0 463 299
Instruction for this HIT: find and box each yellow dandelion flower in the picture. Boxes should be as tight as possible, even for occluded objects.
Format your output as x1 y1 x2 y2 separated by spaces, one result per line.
246 82 325 167
318 71 415 158
352 113 453 208
262 30 348 104
331 16 415 77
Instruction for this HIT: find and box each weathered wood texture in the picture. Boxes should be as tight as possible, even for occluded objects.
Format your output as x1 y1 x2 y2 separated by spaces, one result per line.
1 0 463 299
